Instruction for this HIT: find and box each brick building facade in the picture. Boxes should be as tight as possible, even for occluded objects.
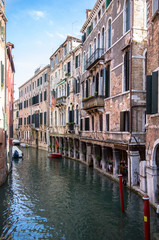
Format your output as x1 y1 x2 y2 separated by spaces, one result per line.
80 0 147 187
18 65 50 150
146 0 159 210
49 36 82 156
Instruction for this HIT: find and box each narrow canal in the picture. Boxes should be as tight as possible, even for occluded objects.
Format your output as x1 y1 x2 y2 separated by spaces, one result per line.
0 148 159 240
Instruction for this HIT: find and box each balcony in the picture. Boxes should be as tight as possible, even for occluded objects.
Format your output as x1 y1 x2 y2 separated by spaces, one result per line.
85 48 104 70
56 96 66 107
82 95 104 111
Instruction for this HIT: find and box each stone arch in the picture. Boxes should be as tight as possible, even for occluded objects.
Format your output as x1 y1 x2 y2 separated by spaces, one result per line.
151 139 159 203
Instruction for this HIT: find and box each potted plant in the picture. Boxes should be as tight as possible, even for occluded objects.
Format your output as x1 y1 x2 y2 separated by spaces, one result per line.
94 91 98 96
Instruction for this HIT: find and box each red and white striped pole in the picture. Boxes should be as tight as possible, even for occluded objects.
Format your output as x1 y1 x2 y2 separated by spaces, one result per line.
143 195 150 240
118 174 124 212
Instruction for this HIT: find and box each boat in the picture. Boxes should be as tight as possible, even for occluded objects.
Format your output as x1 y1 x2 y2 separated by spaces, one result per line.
20 143 30 148
48 153 62 158
12 146 23 158
13 139 20 146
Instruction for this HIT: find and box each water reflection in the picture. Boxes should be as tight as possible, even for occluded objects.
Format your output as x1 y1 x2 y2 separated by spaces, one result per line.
0 148 158 239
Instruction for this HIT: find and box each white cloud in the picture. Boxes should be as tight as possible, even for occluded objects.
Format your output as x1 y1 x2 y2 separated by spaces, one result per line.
46 31 54 38
56 32 66 39
28 10 45 20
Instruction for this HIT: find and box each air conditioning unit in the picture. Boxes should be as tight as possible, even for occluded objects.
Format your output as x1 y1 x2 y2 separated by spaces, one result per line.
32 123 35 128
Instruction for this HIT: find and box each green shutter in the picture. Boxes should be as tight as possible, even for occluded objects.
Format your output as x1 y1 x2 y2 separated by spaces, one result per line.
146 75 152 114
152 71 158 114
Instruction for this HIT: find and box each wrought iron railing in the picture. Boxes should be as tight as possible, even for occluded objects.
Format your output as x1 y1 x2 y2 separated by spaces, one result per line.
85 48 104 70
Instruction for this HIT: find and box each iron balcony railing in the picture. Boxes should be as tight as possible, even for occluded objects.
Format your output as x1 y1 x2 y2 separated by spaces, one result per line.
85 48 104 70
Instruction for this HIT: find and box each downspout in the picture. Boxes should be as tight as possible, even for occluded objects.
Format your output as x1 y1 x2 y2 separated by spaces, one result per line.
128 0 134 189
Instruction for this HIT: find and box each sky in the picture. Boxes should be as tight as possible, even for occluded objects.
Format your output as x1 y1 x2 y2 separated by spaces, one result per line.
5 0 96 100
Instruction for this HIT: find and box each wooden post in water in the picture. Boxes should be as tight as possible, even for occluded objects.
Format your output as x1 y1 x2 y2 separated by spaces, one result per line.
118 174 124 212
143 195 150 240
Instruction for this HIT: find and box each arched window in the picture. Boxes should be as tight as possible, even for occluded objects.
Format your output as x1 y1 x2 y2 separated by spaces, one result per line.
123 50 130 91
107 19 112 49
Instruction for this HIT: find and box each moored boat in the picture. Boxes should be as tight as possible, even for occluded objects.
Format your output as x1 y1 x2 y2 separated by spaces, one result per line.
12 146 23 158
48 153 62 158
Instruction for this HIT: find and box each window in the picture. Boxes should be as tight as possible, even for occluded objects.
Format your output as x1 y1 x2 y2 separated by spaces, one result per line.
105 114 110 131
64 45 67 56
80 119 83 131
67 61 71 74
40 132 42 142
153 0 159 15
40 77 42 85
146 71 159 114
105 65 110 98
125 0 130 32
102 4 105 14
44 112 47 125
40 113 43 125
67 82 70 96
105 0 112 8
55 55 58 65
85 118 90 131
120 111 130 131
75 54 80 68
99 114 103 131
51 59 54 69
98 33 100 49
83 52 86 72
40 92 43 102
94 17 97 26
37 78 39 87
98 10 101 20
124 50 130 91
107 19 112 49
76 106 79 124
44 90 47 101
44 73 47 82
92 116 94 131
102 28 105 52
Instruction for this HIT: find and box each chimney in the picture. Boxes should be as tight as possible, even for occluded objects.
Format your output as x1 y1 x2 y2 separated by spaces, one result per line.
86 9 91 19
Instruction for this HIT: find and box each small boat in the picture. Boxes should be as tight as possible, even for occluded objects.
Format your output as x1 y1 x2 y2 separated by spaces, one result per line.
12 146 23 158
20 143 30 148
48 153 62 158
13 139 20 146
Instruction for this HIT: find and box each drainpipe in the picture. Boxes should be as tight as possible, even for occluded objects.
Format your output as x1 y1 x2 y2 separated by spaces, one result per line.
128 0 134 189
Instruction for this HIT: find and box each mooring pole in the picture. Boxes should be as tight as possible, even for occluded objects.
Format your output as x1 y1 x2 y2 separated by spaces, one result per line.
118 174 124 212
143 195 150 240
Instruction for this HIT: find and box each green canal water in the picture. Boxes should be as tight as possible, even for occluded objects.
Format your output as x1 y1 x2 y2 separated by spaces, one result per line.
0 148 159 240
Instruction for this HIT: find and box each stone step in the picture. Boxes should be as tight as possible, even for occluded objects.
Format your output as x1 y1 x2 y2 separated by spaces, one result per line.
153 233 159 240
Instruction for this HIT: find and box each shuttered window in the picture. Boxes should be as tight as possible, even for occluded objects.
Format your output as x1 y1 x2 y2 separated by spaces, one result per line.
126 0 130 32
105 66 110 98
44 112 47 125
124 50 130 91
99 114 103 131
92 116 94 131
120 111 130 132
40 113 43 125
80 119 83 131
105 0 112 8
85 118 90 131
106 114 110 131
